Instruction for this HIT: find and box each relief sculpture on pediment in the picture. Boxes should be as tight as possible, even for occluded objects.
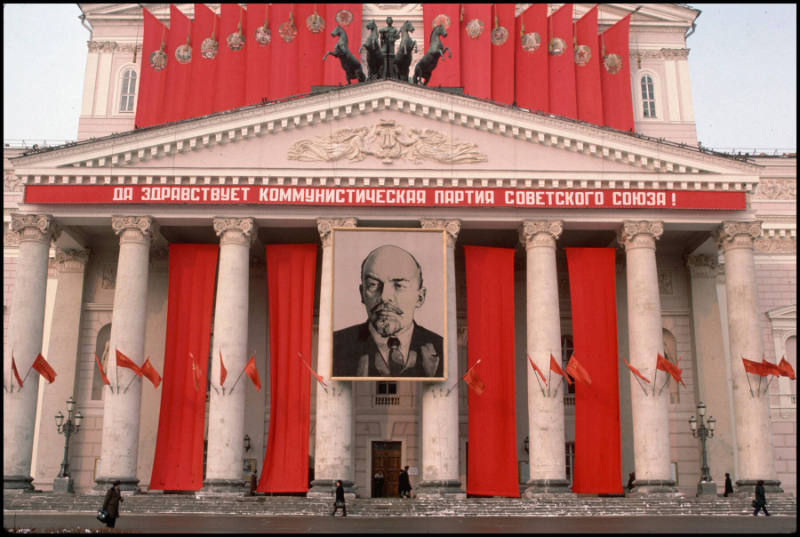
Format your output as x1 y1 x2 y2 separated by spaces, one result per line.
287 119 487 165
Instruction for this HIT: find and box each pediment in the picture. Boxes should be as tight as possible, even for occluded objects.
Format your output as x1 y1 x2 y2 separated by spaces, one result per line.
767 304 796 321
12 80 760 193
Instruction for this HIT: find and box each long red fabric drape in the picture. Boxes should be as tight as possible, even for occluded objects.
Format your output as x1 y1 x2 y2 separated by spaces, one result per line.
297 4 326 94
269 4 299 100
460 4 491 101
575 5 604 125
565 248 623 494
600 14 634 132
490 3 515 105
423 4 461 87
186 3 219 118
214 4 247 113
323 4 362 86
464 246 519 498
258 244 317 493
149 244 219 491
163 5 191 124
515 3 548 112
548 3 577 119
136 7 169 128
244 3 271 106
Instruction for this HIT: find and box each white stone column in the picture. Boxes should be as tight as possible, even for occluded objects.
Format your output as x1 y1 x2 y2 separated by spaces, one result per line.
309 217 358 497
96 216 155 492
519 221 570 496
3 214 59 491
714 221 782 493
417 219 463 497
203 217 255 493
617 221 678 495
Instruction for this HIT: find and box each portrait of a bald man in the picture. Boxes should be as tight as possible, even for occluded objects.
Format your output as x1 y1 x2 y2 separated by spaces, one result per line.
332 244 444 378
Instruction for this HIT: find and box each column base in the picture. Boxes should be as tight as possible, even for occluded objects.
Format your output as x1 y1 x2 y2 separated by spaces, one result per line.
416 480 465 499
3 475 35 491
198 478 247 496
94 477 141 494
735 479 783 494
524 479 572 497
52 477 74 494
696 481 717 497
307 479 356 499
627 479 682 496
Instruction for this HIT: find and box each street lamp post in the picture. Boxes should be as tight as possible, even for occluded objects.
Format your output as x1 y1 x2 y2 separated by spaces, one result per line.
689 401 716 497
53 396 83 493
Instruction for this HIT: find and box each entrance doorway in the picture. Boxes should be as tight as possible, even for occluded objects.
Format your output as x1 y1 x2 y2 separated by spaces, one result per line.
371 441 401 498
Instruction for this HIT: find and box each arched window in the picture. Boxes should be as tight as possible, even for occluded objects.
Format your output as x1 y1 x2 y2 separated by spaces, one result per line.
92 323 111 400
119 68 137 113
641 75 656 118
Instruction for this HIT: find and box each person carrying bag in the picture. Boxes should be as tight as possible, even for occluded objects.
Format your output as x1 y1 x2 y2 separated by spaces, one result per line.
100 480 124 528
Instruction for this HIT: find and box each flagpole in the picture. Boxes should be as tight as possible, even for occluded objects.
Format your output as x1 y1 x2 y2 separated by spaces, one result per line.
449 358 481 396
547 365 552 398
122 371 139 394
756 372 763 397
761 375 775 397
528 355 547 397
656 375 671 396
741 356 755 397
228 351 254 395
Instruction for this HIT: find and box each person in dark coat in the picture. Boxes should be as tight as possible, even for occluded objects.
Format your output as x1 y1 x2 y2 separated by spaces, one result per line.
102 480 123 528
398 465 412 498
753 480 770 516
724 473 734 497
331 479 347 517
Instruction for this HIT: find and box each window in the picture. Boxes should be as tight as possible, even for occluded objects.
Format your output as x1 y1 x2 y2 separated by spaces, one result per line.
376 382 397 395
92 324 112 400
119 68 137 113
641 75 656 118
565 442 575 486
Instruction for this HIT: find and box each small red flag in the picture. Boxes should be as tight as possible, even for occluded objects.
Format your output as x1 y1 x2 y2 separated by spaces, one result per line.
778 356 796 380
245 354 261 391
11 351 24 387
32 353 57 384
463 361 486 395
657 353 686 387
761 358 782 377
622 356 650 384
527 354 548 386
742 357 767 376
116 349 142 376
550 354 573 385
141 357 162 389
565 354 592 386
219 350 228 387
94 353 110 386
298 353 327 388
189 352 201 391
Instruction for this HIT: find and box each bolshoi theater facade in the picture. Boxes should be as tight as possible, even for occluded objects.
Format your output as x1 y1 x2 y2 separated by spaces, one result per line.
3 3 796 499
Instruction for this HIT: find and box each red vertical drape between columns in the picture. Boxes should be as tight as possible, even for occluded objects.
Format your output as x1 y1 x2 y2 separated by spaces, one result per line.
565 248 623 495
269 4 299 100
186 4 219 119
514 4 548 112
423 4 461 87
135 7 169 128
575 5 604 126
214 4 247 114
600 14 634 132
548 3 577 119
149 244 219 491
296 4 326 95
323 4 363 86
490 3 516 105
163 5 192 124
464 246 519 498
460 4 491 101
244 4 271 106
258 244 317 493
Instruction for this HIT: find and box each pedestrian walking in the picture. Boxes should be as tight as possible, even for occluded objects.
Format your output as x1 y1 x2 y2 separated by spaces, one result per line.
373 469 385 497
398 465 412 498
331 479 347 517
626 471 636 492
101 480 123 528
752 480 770 516
723 473 734 497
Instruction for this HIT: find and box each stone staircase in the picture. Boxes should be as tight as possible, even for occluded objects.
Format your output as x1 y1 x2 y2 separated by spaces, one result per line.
3 492 796 517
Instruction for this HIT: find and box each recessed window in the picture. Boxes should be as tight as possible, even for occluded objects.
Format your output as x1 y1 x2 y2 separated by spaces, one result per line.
641 75 656 118
119 68 137 113
376 382 397 395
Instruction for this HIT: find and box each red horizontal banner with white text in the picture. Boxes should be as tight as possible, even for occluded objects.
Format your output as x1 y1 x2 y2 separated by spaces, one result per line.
24 185 746 210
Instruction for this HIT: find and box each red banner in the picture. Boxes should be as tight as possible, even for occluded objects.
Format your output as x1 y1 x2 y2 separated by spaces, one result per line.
149 243 218 491
601 14 634 132
575 6 603 125
258 244 317 493
490 3 516 105
464 245 518 498
297 4 326 94
323 4 361 86
163 5 192 124
136 8 169 128
423 4 461 87
515 4 548 112
214 4 247 113
244 3 271 106
460 4 492 100
25 185 748 210
548 4 577 119
186 4 219 118
270 4 299 100
566 248 623 494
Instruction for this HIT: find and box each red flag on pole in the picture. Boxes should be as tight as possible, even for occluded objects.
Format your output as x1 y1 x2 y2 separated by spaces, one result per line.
575 4 603 125
11 351 24 387
94 352 110 386
566 354 592 386
600 13 634 132
135 7 169 128
778 356 796 380
163 4 192 123
527 354 548 386
742 357 767 376
550 353 573 385
622 356 650 384
244 3 271 106
490 3 515 105
656 353 686 387
214 3 247 113
460 3 492 100
219 350 228 387
515 3 549 112
298 353 326 388
141 357 162 389
245 354 261 391
296 3 326 95
761 358 783 377
547 3 577 119
187 3 220 118
32 353 57 384
116 349 142 376
422 3 461 87
463 360 486 395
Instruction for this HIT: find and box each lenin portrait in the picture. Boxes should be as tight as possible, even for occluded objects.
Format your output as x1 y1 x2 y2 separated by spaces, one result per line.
331 228 447 380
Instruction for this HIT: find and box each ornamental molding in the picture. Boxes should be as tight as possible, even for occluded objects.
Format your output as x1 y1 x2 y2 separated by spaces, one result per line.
287 119 487 165
318 217 358 248
111 215 157 243
9 213 60 244
519 220 563 248
754 235 796 254
686 254 720 278
4 174 23 192
419 219 461 248
213 217 255 246
714 221 762 251
634 48 690 60
753 179 796 200
55 248 91 273
617 220 664 250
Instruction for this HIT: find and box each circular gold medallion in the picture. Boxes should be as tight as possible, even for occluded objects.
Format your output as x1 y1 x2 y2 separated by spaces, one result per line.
227 31 245 51
521 32 541 53
149 49 167 71
279 21 297 42
465 19 484 39
175 44 192 64
603 53 623 74
548 37 566 56
336 9 353 26
306 13 325 33
254 26 271 46
575 44 592 66
432 14 451 30
491 26 508 46
201 37 218 59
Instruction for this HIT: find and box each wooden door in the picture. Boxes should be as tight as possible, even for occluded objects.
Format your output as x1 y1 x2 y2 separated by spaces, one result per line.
371 441 401 497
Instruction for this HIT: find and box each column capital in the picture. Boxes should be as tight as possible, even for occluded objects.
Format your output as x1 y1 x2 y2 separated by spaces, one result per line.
685 254 719 278
714 221 762 252
213 217 255 246
617 220 663 251
519 220 563 249
419 219 461 248
9 213 60 245
317 217 357 248
112 215 157 244
55 248 91 273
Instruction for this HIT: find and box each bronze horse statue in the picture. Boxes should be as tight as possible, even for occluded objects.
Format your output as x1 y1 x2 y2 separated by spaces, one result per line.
413 24 450 86
360 20 384 80
323 25 366 84
394 20 417 82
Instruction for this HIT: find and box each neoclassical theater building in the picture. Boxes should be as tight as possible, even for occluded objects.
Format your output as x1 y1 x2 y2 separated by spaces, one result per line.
3 4 796 498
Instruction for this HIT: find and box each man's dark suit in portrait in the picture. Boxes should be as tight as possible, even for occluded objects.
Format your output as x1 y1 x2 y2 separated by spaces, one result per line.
332 244 443 378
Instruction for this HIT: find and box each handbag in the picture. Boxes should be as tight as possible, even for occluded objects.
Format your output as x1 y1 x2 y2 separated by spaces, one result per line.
97 509 108 522
751 500 758 508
